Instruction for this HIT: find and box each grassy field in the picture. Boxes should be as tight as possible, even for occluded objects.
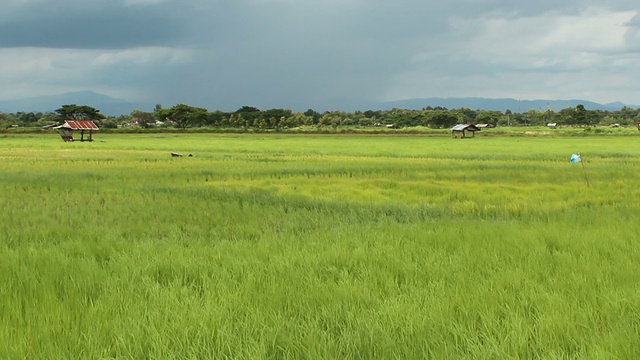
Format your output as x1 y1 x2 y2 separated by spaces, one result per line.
1 132 640 358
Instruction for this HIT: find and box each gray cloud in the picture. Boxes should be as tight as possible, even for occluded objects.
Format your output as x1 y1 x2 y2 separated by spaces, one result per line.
1 0 640 111
0 17 182 49
0 1 190 48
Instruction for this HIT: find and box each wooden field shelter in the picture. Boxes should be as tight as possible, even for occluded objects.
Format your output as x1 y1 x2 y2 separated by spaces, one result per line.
54 120 99 142
451 124 480 138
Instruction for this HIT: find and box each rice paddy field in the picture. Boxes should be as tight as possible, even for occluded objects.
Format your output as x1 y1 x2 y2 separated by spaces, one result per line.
1 132 640 359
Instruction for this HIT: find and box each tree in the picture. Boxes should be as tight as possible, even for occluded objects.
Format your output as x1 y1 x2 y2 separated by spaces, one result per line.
36 112 61 126
236 113 246 129
204 110 227 126
475 110 499 126
235 106 261 127
18 112 39 124
425 110 461 128
262 108 292 122
55 104 105 121
318 113 333 128
304 109 321 124
160 104 207 129
288 113 306 128
457 107 476 123
100 116 119 129
558 107 575 125
363 110 381 119
524 109 537 126
130 109 155 128
574 104 587 125
542 109 554 126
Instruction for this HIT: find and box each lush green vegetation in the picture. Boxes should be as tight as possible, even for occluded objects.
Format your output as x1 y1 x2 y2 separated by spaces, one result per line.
2 133 640 358
3 102 640 130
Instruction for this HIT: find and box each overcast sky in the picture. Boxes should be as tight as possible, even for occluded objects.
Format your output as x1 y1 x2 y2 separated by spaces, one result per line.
1 0 639 111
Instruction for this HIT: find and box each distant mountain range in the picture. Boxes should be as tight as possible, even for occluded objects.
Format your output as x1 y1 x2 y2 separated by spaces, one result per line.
0 91 144 117
0 91 637 116
378 97 638 112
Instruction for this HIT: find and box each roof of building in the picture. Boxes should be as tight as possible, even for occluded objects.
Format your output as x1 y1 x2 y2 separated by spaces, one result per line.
55 120 99 130
451 124 480 131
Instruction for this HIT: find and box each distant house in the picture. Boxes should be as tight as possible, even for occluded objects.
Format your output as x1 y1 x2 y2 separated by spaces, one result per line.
451 124 480 138
54 120 99 142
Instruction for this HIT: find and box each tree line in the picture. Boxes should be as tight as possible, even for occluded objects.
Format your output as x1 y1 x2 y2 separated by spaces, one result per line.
2 103 640 130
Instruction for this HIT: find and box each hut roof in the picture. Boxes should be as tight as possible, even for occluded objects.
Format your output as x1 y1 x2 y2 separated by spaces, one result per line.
451 124 480 131
55 120 99 131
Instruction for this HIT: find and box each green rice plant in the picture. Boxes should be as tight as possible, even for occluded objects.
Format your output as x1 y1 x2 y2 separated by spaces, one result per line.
1 133 640 358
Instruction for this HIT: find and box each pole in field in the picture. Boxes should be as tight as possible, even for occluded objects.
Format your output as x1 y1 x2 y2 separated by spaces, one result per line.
570 152 589 187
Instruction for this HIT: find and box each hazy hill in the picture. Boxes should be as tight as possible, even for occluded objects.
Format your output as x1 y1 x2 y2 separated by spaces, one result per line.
0 91 637 116
378 97 637 112
0 91 142 116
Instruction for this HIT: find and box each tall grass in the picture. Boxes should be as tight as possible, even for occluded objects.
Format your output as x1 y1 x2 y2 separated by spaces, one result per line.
1 133 640 358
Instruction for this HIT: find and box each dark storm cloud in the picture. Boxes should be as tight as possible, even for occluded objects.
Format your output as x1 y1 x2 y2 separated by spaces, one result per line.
0 17 182 49
0 1 187 49
1 0 640 109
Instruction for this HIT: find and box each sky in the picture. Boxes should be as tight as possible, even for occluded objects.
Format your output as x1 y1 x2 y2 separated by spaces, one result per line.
1 0 639 112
